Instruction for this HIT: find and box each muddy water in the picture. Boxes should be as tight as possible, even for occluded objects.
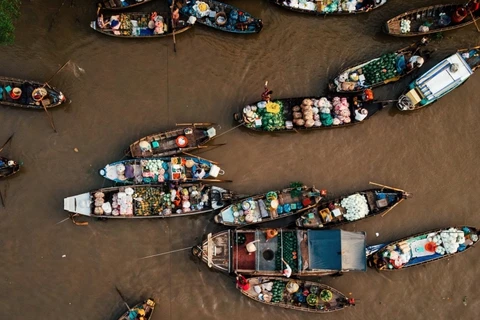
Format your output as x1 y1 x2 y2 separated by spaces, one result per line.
0 0 479 319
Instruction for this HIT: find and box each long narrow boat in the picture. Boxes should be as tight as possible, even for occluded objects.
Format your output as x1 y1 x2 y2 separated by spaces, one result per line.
239 276 355 313
367 226 479 270
64 183 241 219
0 76 66 109
0 157 20 179
235 92 385 132
100 0 154 11
193 229 367 276
129 125 217 158
176 0 263 33
99 156 226 184
269 0 387 16
214 185 323 227
296 187 409 228
384 3 480 37
90 11 192 38
117 298 155 320
397 46 480 111
329 40 429 93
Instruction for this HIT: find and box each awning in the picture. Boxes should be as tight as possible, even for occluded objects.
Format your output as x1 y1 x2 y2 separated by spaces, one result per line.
308 230 366 271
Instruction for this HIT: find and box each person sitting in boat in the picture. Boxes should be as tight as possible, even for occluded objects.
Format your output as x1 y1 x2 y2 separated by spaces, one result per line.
236 274 250 291
281 258 292 278
406 55 425 71
96 6 109 29
261 82 272 102
355 0 374 11
468 0 480 12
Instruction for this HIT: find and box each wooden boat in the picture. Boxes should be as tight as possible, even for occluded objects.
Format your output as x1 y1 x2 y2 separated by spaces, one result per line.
234 93 385 133
99 156 226 184
128 125 217 158
193 228 367 276
367 226 479 270
214 184 323 227
64 182 240 219
0 157 20 179
238 276 355 313
296 186 409 228
90 11 192 38
117 298 155 320
329 40 429 93
384 3 480 37
397 46 480 111
175 0 263 34
100 0 154 11
0 76 66 109
269 0 387 16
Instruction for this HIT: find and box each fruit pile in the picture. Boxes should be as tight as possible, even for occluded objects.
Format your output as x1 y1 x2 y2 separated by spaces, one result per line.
362 53 398 85
271 281 286 303
275 232 298 272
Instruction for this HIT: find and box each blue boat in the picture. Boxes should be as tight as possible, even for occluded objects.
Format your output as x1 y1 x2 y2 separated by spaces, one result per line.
397 46 480 111
175 0 263 34
367 226 479 270
99 156 226 184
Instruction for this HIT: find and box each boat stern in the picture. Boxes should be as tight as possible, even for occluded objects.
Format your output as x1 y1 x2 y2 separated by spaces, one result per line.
397 87 422 111
63 192 92 216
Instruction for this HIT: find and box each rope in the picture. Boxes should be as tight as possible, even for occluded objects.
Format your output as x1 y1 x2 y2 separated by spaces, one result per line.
207 122 245 142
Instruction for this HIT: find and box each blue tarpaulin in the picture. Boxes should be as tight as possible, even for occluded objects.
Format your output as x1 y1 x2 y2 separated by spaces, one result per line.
308 230 366 271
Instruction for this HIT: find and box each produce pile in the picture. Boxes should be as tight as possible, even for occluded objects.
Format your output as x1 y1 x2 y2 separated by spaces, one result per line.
134 187 165 216
243 101 285 131
440 228 467 254
275 232 298 273
362 53 398 85
400 18 411 33
271 280 286 303
340 193 369 221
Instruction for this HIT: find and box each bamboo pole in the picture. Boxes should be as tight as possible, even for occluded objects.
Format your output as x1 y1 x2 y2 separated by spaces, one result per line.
469 9 480 32
368 181 405 193
176 122 214 126
381 198 404 217
0 133 14 153
180 151 219 164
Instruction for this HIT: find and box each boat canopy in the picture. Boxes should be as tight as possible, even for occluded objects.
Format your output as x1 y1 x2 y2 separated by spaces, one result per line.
415 53 472 102
308 230 366 271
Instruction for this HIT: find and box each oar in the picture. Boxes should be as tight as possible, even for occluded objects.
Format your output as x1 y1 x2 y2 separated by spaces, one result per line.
115 287 132 311
42 104 57 133
469 9 480 32
0 133 14 154
368 182 405 193
381 198 404 217
0 189 5 208
170 3 177 53
176 122 215 126
179 151 219 165
197 178 233 183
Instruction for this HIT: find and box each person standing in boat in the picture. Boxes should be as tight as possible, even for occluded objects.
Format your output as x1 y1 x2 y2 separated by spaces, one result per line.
261 81 272 102
281 258 292 278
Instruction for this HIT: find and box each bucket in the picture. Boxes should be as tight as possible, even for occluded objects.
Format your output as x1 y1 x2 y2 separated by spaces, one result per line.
10 87 22 99
208 164 224 177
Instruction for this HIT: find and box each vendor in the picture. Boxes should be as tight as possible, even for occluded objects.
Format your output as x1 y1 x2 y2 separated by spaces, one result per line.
406 55 425 70
236 274 250 290
356 0 374 11
261 82 272 102
468 0 480 12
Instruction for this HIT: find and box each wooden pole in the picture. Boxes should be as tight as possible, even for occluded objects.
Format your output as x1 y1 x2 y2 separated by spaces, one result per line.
469 9 480 32
176 122 214 126
180 151 219 164
115 287 132 311
368 182 405 193
381 198 404 217
0 133 14 154
171 3 177 53
0 189 5 208
42 104 58 133
207 122 245 142
43 60 71 87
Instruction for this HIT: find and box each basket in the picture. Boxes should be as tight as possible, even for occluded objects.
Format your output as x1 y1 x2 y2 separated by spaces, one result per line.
215 12 227 26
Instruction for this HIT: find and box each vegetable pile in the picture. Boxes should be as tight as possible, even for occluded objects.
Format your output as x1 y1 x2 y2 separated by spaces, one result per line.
275 232 298 272
271 280 285 303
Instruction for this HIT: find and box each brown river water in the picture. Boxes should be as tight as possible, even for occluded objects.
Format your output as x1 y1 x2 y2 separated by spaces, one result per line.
0 0 479 319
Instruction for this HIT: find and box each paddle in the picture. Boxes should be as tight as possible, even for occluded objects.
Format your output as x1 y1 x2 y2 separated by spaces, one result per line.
43 60 71 87
115 287 132 311
368 181 406 193
0 133 14 154
170 2 177 53
42 103 57 133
